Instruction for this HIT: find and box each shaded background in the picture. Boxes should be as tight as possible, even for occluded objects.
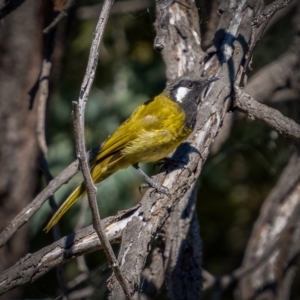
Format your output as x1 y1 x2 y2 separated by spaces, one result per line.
0 0 298 299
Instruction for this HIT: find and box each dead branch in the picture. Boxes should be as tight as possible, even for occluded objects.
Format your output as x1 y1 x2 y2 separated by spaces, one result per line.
203 192 300 292
240 0 294 86
237 149 300 299
73 103 131 299
0 158 78 248
0 205 140 296
107 1 264 299
246 1 300 102
71 0 131 297
252 0 293 27
234 88 300 141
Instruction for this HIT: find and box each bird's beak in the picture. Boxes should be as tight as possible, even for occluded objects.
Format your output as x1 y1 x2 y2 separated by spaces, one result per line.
203 76 220 86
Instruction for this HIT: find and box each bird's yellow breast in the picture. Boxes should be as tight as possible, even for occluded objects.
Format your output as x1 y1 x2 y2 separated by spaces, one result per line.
120 94 192 163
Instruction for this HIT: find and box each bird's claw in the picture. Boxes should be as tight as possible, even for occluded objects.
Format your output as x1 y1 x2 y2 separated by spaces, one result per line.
139 182 171 198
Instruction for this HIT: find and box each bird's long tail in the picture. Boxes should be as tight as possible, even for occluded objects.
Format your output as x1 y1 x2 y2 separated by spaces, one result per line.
44 182 86 233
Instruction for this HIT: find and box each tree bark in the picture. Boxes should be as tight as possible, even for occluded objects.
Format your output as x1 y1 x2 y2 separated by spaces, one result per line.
236 148 300 300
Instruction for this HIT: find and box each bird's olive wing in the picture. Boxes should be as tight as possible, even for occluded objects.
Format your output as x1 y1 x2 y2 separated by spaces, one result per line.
90 100 162 165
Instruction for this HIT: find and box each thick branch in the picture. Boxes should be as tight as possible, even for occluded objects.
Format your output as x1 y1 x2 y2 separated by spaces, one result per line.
234 88 300 141
237 149 300 299
0 206 140 296
107 1 262 299
164 185 202 299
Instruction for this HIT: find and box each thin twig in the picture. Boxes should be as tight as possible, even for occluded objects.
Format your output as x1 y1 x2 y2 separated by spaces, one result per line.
77 0 113 117
234 88 300 141
240 0 293 85
35 28 69 297
72 0 131 297
252 0 293 27
43 0 75 34
37 60 51 155
0 146 102 248
73 103 131 299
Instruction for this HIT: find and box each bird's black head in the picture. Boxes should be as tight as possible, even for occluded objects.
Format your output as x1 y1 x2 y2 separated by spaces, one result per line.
165 74 220 105
164 73 220 130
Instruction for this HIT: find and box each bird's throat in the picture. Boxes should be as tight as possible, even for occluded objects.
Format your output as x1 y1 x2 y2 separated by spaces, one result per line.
179 100 197 130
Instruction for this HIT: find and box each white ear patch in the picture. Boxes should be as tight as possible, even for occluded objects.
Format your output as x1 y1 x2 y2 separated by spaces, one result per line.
175 87 190 103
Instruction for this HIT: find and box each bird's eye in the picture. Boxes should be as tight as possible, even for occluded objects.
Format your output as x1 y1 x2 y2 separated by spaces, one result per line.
186 82 194 89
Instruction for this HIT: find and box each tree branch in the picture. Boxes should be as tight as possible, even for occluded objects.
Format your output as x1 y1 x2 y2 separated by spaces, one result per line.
164 185 202 299
245 2 300 102
107 1 263 298
0 205 140 296
0 157 78 248
252 0 293 27
71 0 131 298
73 103 131 299
234 88 300 141
237 148 300 299
43 0 75 34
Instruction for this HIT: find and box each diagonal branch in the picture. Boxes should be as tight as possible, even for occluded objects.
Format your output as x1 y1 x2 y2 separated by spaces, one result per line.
73 103 131 299
43 0 75 34
0 205 141 296
252 0 293 27
234 88 300 141
107 1 263 298
0 150 96 248
72 0 131 298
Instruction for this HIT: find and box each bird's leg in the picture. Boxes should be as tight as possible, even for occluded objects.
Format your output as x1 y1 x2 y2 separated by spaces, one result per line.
154 157 192 175
133 164 170 198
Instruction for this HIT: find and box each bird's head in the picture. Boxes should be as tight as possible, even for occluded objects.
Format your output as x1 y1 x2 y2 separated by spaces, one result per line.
165 74 220 104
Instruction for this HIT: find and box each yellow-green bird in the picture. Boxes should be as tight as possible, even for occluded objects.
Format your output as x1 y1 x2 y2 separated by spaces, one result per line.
44 74 219 232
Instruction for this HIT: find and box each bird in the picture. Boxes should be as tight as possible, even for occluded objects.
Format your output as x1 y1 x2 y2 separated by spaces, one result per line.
44 73 219 232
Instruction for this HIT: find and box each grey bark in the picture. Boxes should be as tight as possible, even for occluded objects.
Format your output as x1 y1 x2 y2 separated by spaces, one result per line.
236 149 300 300
107 0 263 299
